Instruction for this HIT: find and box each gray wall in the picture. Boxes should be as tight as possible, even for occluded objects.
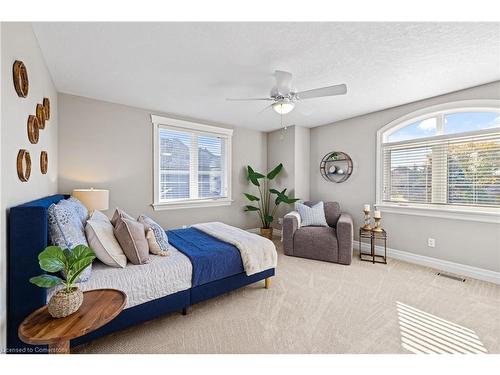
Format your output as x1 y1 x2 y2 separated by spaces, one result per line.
310 81 500 272
294 125 310 202
0 23 59 349
267 126 295 227
266 125 310 228
57 94 267 230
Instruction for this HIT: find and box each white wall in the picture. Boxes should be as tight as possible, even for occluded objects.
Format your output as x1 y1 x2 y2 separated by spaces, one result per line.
310 81 500 272
0 23 59 350
57 93 267 230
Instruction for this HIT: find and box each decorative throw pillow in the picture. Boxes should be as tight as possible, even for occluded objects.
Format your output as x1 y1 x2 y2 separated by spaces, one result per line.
146 229 169 256
110 208 135 227
60 197 89 225
138 214 170 254
48 202 92 281
113 216 150 265
295 201 329 227
88 209 110 223
85 214 127 268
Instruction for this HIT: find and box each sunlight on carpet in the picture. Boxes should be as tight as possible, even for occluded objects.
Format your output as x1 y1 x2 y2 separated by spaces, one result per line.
397 301 487 354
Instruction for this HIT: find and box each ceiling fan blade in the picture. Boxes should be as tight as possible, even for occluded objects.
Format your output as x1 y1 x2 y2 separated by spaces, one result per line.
258 103 275 114
273 70 293 95
297 84 347 100
226 97 274 101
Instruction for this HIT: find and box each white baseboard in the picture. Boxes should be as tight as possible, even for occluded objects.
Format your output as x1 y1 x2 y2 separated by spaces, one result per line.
246 227 499 284
359 242 500 285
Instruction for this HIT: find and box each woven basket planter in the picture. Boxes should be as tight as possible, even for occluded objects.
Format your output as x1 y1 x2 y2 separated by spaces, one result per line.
48 287 83 318
260 227 273 240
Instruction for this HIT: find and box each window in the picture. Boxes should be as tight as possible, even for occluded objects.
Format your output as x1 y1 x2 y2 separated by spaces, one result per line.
152 115 232 210
377 100 500 222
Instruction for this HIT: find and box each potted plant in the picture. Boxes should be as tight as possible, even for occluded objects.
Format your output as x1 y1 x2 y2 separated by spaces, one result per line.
29 245 96 318
244 163 299 239
328 152 339 160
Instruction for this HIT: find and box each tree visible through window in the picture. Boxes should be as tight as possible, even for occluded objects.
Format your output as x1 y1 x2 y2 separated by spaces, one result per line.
159 129 227 202
381 108 500 209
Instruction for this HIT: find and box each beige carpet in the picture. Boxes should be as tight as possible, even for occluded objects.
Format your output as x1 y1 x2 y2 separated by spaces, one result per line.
74 240 500 354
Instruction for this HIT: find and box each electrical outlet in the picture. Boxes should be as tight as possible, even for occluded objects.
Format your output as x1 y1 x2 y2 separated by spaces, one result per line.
427 238 436 248
278 218 283 225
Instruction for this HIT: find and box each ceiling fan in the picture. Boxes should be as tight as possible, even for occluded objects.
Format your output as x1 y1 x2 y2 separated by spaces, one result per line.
226 70 347 115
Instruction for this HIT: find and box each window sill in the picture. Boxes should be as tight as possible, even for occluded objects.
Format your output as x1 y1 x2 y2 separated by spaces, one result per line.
152 198 233 211
376 203 500 223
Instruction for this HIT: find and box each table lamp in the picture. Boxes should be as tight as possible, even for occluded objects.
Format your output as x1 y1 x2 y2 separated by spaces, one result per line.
72 188 109 213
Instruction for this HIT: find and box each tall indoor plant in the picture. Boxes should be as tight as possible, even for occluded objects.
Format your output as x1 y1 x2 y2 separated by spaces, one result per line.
30 245 96 318
244 163 299 239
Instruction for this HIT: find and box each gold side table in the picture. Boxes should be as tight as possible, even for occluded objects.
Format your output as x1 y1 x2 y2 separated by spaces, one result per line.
359 228 387 264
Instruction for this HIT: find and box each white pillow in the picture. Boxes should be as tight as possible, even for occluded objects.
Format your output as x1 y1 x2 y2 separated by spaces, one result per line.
295 201 328 227
146 229 169 256
88 209 111 223
85 216 127 268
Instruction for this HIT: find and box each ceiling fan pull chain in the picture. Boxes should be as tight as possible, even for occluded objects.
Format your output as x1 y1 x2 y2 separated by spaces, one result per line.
281 112 287 131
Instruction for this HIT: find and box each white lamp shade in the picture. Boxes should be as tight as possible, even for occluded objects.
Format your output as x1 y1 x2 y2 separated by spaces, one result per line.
72 188 109 212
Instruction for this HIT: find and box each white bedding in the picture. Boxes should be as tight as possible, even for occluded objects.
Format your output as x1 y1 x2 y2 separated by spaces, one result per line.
193 222 277 276
47 223 276 308
47 247 192 309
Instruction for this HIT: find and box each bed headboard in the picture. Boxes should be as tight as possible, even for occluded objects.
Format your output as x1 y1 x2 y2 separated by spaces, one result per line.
7 194 68 351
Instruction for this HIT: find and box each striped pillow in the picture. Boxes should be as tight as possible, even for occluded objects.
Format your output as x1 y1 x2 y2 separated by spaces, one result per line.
295 201 328 227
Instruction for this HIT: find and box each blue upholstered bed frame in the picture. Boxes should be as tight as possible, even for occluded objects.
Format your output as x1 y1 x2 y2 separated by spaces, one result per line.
7 195 275 352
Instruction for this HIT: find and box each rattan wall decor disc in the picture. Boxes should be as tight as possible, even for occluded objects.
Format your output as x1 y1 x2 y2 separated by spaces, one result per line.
43 97 51 120
36 103 46 129
40 151 48 174
27 115 40 144
17 149 31 182
13 60 29 98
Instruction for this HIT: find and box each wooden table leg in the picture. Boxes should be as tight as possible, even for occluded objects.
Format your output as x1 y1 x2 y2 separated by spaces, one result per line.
49 340 70 354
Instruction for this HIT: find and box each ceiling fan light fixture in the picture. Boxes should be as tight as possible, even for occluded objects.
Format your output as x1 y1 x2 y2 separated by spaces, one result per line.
272 101 295 114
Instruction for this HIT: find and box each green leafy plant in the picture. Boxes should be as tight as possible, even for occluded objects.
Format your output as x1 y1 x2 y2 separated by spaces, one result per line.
29 245 96 293
328 152 338 160
244 163 299 229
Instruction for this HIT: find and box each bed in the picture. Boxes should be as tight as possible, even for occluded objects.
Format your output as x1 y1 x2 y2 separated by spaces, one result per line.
7 195 275 352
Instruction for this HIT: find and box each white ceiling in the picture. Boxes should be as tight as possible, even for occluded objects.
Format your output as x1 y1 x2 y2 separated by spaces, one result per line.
33 22 500 132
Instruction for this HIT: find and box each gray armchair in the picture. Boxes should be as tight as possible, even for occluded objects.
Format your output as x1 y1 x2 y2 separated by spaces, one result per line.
283 201 353 265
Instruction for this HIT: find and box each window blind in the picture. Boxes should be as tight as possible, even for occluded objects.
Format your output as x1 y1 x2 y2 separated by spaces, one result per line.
382 132 500 208
159 128 227 202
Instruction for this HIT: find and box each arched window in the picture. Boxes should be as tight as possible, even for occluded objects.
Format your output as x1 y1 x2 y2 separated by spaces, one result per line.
376 100 500 220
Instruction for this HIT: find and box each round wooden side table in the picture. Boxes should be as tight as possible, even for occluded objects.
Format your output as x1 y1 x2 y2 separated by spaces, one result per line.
18 288 126 354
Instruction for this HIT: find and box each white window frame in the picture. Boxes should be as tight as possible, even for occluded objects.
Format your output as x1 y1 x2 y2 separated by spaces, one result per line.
376 99 500 223
151 114 233 210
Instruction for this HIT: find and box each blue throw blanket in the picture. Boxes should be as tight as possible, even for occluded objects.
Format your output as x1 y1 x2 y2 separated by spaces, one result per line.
166 227 244 287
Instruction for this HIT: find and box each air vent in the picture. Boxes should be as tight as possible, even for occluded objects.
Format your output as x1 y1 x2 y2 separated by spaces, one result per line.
437 272 466 282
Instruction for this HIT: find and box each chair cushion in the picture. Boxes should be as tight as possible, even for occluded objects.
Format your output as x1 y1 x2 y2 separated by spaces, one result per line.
304 201 341 227
295 201 328 227
293 226 339 263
